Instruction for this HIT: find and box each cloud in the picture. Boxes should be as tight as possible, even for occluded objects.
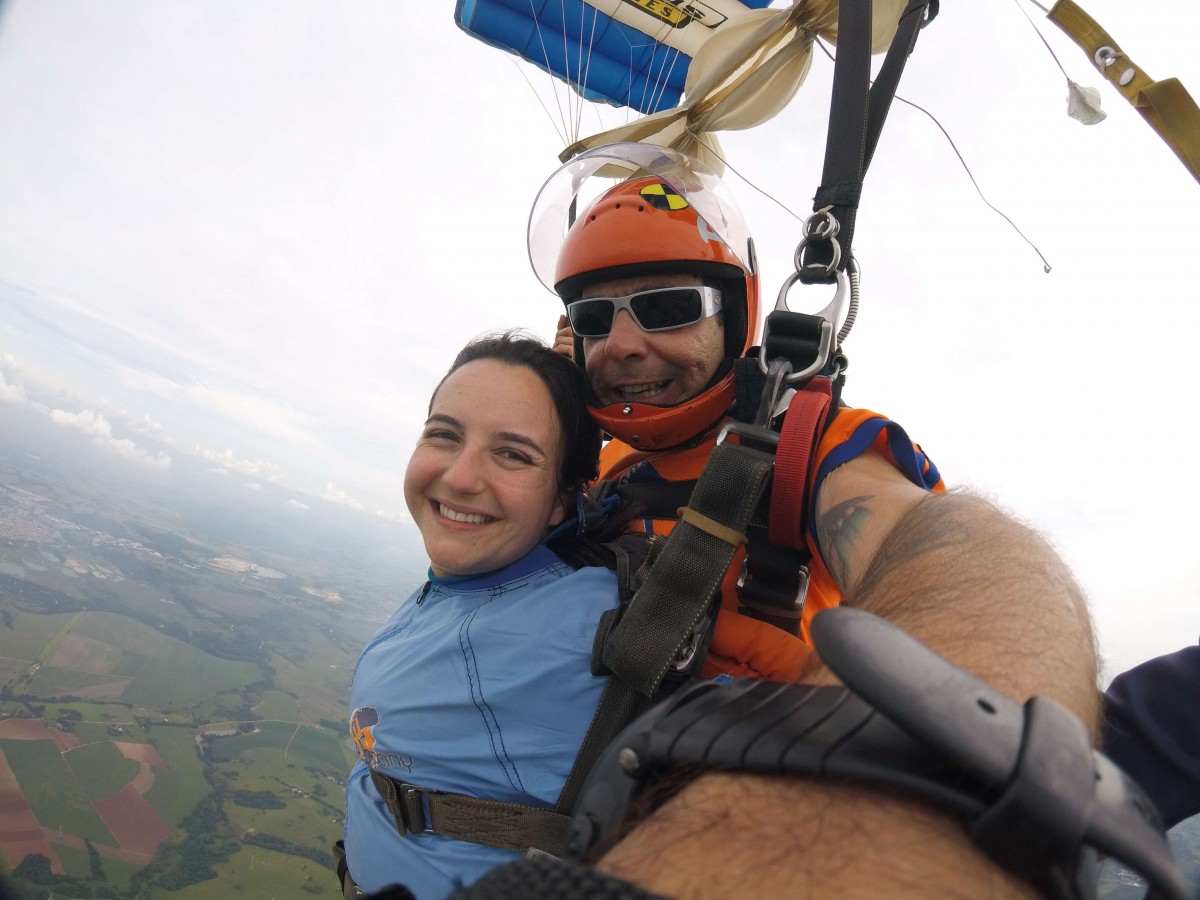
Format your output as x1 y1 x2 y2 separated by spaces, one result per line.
193 446 285 482
31 403 171 468
314 481 406 523
118 367 318 449
243 482 263 492
285 499 309 511
114 408 175 444
45 407 113 438
105 438 171 469
0 370 26 406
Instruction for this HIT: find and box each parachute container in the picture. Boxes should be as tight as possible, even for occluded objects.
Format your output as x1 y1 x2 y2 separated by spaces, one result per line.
454 0 774 115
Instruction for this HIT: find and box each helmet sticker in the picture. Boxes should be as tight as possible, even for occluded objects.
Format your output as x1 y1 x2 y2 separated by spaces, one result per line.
639 182 689 211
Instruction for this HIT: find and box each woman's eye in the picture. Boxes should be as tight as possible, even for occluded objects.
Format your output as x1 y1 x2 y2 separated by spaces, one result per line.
498 449 532 464
423 429 458 443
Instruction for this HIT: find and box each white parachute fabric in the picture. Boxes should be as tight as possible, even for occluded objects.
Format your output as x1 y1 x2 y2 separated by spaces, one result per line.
561 0 907 170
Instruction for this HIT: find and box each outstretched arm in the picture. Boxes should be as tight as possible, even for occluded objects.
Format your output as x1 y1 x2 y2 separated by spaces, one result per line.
594 453 1099 898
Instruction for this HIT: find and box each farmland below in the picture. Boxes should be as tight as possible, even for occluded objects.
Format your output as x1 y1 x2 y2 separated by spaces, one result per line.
0 426 418 898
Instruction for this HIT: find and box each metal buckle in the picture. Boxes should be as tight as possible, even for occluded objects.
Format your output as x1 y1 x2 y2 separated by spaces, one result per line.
737 560 811 615
716 420 780 454
669 627 705 672
395 782 429 835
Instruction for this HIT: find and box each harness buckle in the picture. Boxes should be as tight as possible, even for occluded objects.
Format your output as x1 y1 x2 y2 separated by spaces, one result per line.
715 420 780 454
669 627 705 672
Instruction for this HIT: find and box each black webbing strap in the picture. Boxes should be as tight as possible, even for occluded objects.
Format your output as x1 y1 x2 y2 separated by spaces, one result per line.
369 770 571 857
600 440 777 697
801 0 938 282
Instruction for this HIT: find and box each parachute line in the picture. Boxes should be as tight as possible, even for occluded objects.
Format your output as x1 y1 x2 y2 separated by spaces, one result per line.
510 58 568 145
1014 0 1071 81
894 94 1053 273
685 128 806 224
526 0 571 142
813 39 1052 273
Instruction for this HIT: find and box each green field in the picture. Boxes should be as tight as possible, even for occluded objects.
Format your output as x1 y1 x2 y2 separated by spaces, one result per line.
40 700 141 723
0 610 74 660
143 726 208 831
27 664 131 697
0 738 116 844
167 842 338 900
269 653 350 726
253 689 302 721
123 649 262 710
63 740 141 800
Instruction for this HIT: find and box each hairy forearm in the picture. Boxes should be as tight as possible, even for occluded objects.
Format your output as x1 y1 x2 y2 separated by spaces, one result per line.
822 487 1099 722
595 462 1100 897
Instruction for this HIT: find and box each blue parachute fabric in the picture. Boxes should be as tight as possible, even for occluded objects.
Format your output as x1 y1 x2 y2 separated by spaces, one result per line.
455 0 773 115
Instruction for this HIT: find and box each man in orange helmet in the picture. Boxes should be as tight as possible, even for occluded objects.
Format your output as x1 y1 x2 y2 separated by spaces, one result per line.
528 144 1101 897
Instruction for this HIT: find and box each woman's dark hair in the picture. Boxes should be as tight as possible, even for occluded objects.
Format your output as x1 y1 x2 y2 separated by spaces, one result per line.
433 330 639 570
435 330 601 492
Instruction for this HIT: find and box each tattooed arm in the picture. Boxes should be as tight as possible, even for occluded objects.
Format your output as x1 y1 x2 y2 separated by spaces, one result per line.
594 452 1099 898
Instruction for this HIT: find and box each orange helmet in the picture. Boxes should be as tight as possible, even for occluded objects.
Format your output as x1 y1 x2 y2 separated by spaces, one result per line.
528 144 760 449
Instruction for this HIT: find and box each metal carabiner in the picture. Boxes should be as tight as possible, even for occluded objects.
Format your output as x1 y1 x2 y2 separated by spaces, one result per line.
758 266 850 385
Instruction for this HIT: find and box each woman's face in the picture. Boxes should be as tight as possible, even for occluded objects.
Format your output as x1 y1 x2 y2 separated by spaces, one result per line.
404 359 567 578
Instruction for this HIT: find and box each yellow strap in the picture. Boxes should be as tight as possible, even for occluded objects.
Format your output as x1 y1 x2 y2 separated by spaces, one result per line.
676 506 746 548
1048 0 1200 185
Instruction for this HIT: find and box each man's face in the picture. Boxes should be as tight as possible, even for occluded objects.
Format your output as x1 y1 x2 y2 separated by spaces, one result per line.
580 274 725 408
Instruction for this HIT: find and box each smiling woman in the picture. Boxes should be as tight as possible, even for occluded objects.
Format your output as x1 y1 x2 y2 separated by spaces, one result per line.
340 332 634 899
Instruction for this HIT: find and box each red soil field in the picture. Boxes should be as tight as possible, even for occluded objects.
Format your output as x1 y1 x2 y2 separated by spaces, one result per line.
0 748 63 873
93 784 170 857
115 741 166 769
0 717 81 752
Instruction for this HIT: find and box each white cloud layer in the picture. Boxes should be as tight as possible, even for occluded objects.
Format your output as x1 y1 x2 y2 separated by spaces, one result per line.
0 370 26 405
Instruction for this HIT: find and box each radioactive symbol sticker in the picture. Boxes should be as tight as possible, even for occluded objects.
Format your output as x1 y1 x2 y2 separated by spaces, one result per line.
640 183 689 211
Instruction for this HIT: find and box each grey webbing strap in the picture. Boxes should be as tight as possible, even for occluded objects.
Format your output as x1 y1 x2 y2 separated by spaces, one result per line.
369 770 570 857
601 440 777 697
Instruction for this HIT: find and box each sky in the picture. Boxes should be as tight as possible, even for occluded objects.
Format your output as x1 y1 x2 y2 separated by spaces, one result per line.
0 0 1197 681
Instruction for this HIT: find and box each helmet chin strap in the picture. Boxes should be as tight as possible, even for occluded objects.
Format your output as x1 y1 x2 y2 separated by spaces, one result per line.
587 369 737 451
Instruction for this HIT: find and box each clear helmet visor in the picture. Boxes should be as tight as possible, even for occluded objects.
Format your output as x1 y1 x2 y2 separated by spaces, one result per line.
528 142 755 293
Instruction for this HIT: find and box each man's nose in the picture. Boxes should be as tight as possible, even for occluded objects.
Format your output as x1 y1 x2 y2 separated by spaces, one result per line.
601 309 648 359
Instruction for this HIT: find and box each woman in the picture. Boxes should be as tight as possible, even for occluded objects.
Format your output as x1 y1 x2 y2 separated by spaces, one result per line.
341 332 626 899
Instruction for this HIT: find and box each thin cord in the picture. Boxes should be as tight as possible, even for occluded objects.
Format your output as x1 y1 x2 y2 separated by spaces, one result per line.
686 128 807 224
1012 0 1069 80
894 94 1052 273
510 59 567 146
813 38 1052 272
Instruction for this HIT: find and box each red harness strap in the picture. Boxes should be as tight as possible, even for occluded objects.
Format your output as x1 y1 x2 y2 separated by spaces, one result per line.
768 378 832 551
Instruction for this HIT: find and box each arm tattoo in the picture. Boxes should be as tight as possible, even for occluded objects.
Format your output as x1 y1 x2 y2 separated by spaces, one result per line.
818 494 874 590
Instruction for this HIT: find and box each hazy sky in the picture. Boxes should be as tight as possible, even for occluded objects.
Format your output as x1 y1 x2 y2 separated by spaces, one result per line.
0 0 1197 680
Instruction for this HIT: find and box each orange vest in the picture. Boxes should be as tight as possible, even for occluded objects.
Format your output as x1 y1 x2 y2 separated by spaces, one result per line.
598 408 945 682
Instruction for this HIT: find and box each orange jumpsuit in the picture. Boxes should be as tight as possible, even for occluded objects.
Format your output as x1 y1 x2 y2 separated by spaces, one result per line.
598 408 945 681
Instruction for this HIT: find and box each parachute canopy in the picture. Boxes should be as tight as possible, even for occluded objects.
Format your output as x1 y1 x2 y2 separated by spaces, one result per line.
454 0 775 115
455 0 908 170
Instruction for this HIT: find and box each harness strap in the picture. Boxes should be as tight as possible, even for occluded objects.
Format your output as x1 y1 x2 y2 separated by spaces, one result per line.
801 0 938 281
600 440 778 697
769 379 832 550
369 770 571 857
